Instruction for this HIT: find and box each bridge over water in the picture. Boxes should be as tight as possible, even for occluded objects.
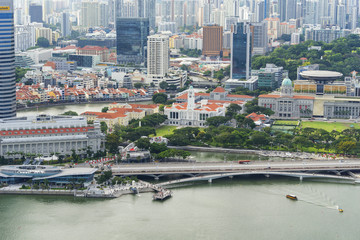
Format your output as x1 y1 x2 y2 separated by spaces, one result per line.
111 160 360 184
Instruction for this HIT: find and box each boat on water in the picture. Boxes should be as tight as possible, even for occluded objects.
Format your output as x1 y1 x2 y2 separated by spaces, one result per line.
286 194 298 200
153 190 172 201
338 208 344 213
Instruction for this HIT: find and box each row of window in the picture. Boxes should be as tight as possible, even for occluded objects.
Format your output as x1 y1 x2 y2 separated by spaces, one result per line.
1 128 88 135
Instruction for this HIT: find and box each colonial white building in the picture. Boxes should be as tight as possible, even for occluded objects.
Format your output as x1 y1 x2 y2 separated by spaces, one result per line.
165 86 248 126
258 78 315 119
0 114 104 158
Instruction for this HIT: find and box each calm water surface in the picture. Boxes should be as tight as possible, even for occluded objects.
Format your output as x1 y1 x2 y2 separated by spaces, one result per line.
0 179 359 240
17 101 152 117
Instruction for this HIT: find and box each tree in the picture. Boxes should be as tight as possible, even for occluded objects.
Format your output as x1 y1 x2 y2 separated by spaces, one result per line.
159 81 168 90
152 93 168 104
37 37 50 47
134 83 143 89
150 143 168 154
136 138 151 150
336 140 356 155
101 107 109 113
106 133 121 154
62 111 78 116
100 122 108 133
226 103 242 118
251 131 270 146
205 116 230 127
70 30 80 39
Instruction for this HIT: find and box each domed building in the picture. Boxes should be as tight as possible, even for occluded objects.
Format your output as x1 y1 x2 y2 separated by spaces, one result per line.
258 78 315 119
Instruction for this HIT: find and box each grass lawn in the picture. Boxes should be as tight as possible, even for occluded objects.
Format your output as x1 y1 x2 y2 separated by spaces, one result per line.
151 125 177 137
273 120 299 126
300 121 360 132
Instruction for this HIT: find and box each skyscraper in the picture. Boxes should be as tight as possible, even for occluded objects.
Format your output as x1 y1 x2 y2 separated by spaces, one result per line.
116 18 149 65
147 35 169 86
202 24 223 57
0 0 16 118
29 4 42 23
231 21 251 80
61 12 71 37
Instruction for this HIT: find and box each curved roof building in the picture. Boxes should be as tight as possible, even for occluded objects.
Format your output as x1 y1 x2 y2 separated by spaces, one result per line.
0 165 97 185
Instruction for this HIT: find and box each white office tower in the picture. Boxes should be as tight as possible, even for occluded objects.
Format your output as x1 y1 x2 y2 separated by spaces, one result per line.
251 21 268 55
255 0 265 22
81 2 100 27
61 12 71 37
147 35 169 86
351 7 357 29
304 0 319 24
0 0 16 118
42 0 53 24
291 32 300 44
336 4 346 29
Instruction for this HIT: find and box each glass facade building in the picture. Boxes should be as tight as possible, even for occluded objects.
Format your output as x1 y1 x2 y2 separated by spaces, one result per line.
116 18 149 66
231 22 251 80
0 1 16 119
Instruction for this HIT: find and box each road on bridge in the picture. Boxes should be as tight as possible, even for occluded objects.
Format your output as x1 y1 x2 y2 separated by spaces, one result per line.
111 160 360 175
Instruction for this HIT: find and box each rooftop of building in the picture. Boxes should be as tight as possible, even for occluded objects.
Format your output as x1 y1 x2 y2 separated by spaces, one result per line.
300 70 343 80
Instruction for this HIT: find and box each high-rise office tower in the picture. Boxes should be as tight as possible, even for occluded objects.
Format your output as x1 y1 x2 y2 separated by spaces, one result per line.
202 24 223 57
29 4 42 23
81 2 100 27
42 0 53 23
116 18 149 65
336 4 346 28
0 0 16 118
231 21 251 80
255 0 265 22
251 21 268 55
99 2 109 27
115 0 156 30
61 12 71 37
147 35 169 86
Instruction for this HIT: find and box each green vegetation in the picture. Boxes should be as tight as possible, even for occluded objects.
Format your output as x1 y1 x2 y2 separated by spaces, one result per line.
152 93 168 104
61 111 78 116
15 67 31 82
230 86 272 97
180 48 202 57
273 120 299 126
252 34 360 79
101 107 109 113
301 121 360 132
37 37 50 48
151 125 177 137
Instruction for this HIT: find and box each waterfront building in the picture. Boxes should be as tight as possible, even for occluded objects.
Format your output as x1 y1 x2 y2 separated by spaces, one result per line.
0 165 97 185
231 21 251 80
202 24 223 57
258 78 315 119
165 86 252 126
116 18 149 66
0 114 104 158
81 104 155 130
0 1 16 119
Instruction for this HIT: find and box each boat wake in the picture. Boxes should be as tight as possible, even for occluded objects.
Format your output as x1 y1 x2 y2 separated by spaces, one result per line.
260 184 339 210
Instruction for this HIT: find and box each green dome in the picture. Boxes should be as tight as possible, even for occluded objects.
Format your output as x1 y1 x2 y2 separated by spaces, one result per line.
282 78 292 87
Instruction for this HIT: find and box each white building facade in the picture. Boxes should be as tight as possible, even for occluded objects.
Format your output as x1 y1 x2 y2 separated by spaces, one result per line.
0 114 104 158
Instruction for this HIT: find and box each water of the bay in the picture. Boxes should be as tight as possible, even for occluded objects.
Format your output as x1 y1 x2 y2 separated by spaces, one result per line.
12 104 359 239
17 101 152 117
0 178 358 240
